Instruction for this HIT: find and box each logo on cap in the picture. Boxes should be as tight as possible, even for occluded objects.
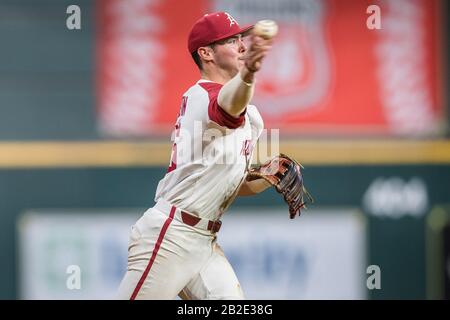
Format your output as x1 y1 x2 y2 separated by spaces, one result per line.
224 12 237 27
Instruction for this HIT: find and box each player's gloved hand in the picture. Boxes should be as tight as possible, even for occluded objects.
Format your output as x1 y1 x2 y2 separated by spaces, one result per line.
246 154 314 219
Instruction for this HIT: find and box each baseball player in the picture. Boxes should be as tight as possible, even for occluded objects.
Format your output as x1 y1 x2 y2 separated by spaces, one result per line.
117 12 275 300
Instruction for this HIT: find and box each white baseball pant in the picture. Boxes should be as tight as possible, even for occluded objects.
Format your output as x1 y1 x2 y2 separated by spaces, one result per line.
116 198 244 300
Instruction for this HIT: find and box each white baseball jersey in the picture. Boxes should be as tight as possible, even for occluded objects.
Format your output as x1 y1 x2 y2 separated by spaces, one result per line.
154 79 264 221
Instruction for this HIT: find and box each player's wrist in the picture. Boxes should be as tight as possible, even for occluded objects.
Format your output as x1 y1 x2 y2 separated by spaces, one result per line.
240 67 255 86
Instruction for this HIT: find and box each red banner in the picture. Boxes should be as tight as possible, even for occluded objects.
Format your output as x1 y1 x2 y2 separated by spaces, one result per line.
97 0 444 137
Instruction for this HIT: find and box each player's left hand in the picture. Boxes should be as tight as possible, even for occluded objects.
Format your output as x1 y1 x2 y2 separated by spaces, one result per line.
246 153 314 219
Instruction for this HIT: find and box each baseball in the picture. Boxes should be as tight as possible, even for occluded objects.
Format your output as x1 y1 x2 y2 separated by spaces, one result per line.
253 20 278 39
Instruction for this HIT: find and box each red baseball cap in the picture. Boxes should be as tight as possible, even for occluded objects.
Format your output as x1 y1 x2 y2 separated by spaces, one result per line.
188 12 253 54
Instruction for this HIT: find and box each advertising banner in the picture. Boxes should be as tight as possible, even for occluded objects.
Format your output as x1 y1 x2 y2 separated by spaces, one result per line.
18 208 366 299
97 0 443 137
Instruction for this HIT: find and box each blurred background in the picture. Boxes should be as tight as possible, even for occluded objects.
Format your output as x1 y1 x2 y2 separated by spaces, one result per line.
0 0 449 299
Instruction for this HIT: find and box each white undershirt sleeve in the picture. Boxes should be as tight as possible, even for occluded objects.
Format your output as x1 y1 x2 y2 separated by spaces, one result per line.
217 69 255 117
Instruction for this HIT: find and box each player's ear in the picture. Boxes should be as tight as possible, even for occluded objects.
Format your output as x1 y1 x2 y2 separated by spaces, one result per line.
198 46 214 63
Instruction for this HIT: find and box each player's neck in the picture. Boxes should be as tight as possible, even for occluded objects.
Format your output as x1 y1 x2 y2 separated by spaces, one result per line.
201 67 235 85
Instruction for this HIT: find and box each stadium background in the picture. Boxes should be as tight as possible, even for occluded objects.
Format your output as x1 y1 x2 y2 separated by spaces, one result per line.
0 0 449 299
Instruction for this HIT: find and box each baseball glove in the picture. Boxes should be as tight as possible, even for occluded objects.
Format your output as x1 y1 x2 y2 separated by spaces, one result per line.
247 153 313 219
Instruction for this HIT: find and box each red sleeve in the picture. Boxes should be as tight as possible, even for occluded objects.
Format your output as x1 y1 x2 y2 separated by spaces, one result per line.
199 82 246 129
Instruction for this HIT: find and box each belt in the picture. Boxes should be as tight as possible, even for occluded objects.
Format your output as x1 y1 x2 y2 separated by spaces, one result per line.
154 198 222 233
177 207 222 234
